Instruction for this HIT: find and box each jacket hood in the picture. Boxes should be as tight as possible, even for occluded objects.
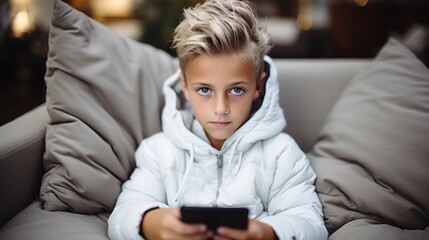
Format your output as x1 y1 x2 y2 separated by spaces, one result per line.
161 55 286 154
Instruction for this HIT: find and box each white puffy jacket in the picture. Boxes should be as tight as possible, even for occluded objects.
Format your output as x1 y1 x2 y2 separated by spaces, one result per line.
108 56 328 240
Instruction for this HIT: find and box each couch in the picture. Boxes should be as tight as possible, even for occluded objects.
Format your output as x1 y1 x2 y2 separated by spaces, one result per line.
1 1 428 239
1 59 428 239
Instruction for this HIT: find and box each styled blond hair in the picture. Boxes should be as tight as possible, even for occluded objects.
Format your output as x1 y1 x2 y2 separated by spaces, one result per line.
173 0 270 76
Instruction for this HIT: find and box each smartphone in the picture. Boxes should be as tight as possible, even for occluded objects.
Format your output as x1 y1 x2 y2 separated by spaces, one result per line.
180 206 249 231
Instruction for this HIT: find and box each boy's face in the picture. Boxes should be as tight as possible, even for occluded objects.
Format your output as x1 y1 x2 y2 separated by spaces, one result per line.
180 54 265 150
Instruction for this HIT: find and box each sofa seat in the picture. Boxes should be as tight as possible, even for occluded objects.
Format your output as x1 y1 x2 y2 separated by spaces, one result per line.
0 200 109 240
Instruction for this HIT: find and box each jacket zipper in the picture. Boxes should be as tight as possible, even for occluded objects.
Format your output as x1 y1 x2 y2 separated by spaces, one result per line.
215 154 223 207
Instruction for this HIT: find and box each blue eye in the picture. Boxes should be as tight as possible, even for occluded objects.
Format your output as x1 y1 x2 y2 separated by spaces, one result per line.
196 87 211 96
230 88 244 96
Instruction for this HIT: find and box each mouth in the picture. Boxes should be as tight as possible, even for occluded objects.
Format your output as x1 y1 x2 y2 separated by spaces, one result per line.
209 121 231 127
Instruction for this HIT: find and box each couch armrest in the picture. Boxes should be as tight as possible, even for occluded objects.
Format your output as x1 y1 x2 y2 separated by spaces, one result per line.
0 105 48 228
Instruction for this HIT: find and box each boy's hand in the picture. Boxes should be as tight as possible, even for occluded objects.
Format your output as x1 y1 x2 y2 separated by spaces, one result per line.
142 208 213 240
213 219 277 240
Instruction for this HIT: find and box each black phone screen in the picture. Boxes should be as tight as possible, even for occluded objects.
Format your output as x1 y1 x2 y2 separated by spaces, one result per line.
180 206 249 231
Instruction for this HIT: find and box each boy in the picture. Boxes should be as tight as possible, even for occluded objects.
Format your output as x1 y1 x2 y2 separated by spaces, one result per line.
108 0 328 239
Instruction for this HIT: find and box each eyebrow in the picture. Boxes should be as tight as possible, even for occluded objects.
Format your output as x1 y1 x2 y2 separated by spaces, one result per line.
190 81 251 87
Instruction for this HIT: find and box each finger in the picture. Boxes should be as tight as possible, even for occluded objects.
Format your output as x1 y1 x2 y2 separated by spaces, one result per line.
186 231 214 240
170 207 181 218
164 209 211 238
166 231 213 240
169 219 208 235
216 227 246 240
213 236 231 240
165 228 213 240
214 234 234 240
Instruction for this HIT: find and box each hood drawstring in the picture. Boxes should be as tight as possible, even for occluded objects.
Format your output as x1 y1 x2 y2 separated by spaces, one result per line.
227 137 244 176
172 143 195 204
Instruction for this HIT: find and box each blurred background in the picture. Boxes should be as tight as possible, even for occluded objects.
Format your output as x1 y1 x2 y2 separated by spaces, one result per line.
0 0 428 126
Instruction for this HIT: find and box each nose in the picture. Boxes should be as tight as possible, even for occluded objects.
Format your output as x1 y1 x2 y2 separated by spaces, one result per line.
214 94 229 115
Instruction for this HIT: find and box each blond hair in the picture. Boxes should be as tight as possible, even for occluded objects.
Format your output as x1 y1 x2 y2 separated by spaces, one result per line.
173 0 270 76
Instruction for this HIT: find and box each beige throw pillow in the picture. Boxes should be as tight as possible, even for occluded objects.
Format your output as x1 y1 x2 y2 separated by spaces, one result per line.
308 38 429 234
40 0 178 213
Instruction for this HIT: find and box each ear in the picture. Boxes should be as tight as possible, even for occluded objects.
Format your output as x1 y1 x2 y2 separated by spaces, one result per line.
253 71 266 101
180 72 191 100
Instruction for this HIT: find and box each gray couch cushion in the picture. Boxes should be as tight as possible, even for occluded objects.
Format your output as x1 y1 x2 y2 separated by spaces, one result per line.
309 37 429 237
40 0 177 213
329 219 429 240
0 201 109 240
275 59 368 152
